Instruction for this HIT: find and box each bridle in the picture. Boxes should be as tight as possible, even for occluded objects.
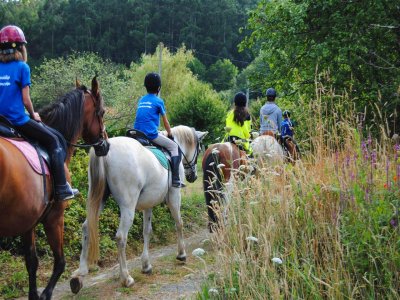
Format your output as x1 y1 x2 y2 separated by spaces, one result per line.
181 127 201 171
67 89 109 156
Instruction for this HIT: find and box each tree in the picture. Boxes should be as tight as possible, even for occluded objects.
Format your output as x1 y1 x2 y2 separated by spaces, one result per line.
206 59 238 91
241 0 400 134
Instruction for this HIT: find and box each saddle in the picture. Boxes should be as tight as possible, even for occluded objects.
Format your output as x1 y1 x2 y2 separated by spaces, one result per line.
126 129 170 170
226 135 246 152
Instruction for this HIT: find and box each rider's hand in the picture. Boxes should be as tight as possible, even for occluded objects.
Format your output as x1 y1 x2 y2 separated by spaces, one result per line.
32 112 41 122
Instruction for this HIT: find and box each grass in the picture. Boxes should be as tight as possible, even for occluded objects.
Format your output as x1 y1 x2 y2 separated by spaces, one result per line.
197 85 400 299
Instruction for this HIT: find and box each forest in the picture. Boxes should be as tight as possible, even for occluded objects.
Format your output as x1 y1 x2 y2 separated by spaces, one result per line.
0 0 399 299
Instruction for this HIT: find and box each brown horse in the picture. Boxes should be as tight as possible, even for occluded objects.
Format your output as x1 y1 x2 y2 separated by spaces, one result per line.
202 142 248 232
281 137 300 164
0 77 107 300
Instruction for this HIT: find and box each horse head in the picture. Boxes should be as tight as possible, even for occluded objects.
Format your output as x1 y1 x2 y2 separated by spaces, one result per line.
78 77 109 156
169 125 208 183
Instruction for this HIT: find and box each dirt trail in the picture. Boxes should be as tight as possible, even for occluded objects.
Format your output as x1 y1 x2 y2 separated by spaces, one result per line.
31 229 212 300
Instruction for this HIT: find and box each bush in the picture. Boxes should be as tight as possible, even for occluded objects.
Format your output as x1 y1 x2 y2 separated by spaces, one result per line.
169 81 228 144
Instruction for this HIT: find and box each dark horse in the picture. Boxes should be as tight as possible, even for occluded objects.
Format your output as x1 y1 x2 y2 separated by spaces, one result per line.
0 77 107 300
202 142 248 232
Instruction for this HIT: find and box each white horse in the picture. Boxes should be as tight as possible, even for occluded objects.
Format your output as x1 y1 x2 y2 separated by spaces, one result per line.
70 125 208 293
251 135 284 165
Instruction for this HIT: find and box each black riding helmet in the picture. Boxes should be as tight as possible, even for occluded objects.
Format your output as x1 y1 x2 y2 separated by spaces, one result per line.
234 92 247 107
283 110 291 118
144 72 161 93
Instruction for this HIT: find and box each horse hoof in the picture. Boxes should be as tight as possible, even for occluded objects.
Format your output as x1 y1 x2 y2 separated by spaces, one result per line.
142 265 153 274
176 254 186 262
123 276 135 287
70 277 83 294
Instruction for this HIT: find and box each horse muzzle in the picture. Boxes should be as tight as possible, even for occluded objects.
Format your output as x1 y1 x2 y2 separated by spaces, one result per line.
94 139 110 156
185 172 197 183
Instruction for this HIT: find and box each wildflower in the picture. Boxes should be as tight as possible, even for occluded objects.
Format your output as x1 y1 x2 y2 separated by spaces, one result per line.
192 248 206 257
367 134 372 145
393 176 397 182
208 288 219 296
384 183 388 189
246 236 258 242
271 257 283 264
389 217 398 228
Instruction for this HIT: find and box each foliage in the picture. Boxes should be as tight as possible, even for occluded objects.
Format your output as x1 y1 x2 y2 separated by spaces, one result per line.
0 0 257 66
169 80 227 143
31 52 130 110
205 59 238 92
187 57 207 82
241 0 400 135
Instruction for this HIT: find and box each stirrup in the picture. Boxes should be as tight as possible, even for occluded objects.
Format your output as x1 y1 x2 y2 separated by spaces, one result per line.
55 183 80 201
172 181 186 188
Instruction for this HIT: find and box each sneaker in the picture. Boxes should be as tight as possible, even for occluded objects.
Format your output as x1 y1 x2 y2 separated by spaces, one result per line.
55 182 80 201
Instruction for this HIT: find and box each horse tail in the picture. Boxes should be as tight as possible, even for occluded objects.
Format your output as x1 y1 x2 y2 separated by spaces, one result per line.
87 149 107 265
202 148 223 229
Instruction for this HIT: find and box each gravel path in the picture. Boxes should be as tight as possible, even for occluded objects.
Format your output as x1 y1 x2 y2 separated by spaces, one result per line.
27 229 212 300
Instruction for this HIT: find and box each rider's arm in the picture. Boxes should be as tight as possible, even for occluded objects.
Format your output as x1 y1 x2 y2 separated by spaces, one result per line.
22 86 41 122
161 114 172 137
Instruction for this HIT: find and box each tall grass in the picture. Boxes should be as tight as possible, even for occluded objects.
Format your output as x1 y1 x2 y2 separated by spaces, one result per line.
202 80 400 299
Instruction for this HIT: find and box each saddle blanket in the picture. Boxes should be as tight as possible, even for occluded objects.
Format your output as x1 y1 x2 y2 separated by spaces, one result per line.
0 137 50 175
147 146 169 170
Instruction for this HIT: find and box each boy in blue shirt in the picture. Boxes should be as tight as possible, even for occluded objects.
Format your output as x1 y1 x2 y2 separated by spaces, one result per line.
281 110 300 160
281 110 294 140
134 72 184 188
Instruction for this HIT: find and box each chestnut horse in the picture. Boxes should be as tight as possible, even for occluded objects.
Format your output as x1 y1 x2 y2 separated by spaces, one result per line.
202 142 248 232
0 77 107 300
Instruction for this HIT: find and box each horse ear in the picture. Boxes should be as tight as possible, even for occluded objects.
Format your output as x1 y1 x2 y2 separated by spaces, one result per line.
75 77 81 88
197 131 208 142
91 76 100 96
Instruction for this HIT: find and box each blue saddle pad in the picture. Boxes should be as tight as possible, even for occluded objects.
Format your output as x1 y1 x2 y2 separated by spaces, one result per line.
147 146 169 170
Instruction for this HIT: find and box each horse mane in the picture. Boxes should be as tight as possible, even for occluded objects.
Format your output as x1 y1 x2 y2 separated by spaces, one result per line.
39 87 85 142
170 126 195 147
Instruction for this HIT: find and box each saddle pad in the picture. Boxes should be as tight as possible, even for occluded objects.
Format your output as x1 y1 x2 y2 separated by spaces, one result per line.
0 137 50 175
147 146 169 170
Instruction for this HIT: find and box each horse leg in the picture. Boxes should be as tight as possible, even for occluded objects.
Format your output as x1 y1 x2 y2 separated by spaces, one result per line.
22 231 40 300
39 216 66 300
116 206 135 287
167 191 186 261
141 208 153 274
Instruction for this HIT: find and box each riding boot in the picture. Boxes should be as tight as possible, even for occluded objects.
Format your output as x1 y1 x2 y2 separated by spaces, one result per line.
171 155 186 188
51 148 79 201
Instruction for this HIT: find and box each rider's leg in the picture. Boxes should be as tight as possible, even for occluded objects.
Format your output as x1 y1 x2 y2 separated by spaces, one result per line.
16 120 79 201
151 134 185 188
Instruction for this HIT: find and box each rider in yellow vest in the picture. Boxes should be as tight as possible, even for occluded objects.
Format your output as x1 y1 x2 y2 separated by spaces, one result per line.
225 92 253 156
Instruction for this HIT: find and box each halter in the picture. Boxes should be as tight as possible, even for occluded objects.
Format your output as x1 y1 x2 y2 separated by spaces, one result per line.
67 89 109 156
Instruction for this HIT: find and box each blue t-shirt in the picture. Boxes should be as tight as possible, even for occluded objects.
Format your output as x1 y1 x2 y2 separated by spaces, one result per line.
281 118 294 137
133 93 166 140
0 61 31 126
